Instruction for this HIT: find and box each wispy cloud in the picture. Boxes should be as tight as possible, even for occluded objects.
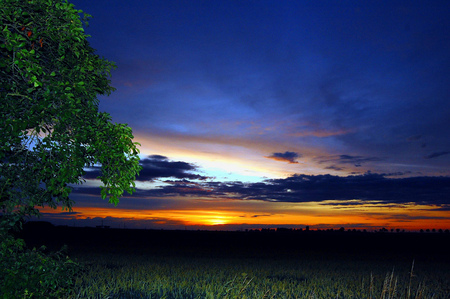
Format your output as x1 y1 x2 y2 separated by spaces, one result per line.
239 214 273 218
424 151 450 159
422 205 450 211
324 165 345 171
316 155 382 168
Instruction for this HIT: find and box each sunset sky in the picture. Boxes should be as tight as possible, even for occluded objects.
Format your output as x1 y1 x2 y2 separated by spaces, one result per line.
39 0 450 231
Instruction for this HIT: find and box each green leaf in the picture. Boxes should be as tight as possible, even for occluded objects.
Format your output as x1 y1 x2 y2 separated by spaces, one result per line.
100 188 107 200
1 0 141 235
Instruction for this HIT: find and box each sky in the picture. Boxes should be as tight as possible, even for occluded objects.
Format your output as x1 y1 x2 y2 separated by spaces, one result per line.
39 0 450 231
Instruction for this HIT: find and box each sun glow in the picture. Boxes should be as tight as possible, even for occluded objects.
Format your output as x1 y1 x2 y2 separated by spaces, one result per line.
207 217 229 226
38 199 450 231
176 211 235 226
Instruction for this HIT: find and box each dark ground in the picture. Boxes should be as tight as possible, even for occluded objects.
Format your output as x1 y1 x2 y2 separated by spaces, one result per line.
19 222 450 263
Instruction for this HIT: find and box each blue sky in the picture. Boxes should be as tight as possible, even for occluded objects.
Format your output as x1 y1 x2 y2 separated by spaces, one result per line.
40 0 450 230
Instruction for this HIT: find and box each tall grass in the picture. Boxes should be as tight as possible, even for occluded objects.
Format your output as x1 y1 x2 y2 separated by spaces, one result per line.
19 227 450 298
66 253 447 299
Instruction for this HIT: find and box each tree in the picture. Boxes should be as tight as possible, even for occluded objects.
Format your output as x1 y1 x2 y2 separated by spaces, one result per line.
1 0 142 296
0 0 142 232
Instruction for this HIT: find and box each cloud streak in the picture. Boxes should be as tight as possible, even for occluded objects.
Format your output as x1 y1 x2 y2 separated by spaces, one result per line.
424 151 450 159
316 155 383 168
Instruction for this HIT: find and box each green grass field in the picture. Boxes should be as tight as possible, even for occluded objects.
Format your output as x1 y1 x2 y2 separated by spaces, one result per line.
21 225 450 298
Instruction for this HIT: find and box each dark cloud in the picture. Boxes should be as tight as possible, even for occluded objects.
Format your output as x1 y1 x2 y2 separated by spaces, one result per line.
237 174 450 205
385 214 449 221
424 205 450 211
424 151 450 159
324 165 345 171
316 155 382 168
83 155 208 181
146 155 169 161
138 155 207 181
319 200 383 207
239 214 272 218
266 151 301 164
148 180 215 197
338 155 382 166
40 212 81 217
81 167 450 208
113 173 450 207
382 172 411 177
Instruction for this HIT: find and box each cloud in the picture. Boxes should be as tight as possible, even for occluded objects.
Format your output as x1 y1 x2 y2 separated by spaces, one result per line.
146 155 168 161
239 214 273 218
382 172 411 177
318 200 384 206
138 155 208 181
316 155 382 167
83 155 208 182
231 174 450 205
384 214 450 221
78 156 449 208
424 205 450 211
324 165 345 171
147 180 215 197
288 128 352 138
424 151 450 159
40 212 82 218
113 172 450 207
266 151 301 164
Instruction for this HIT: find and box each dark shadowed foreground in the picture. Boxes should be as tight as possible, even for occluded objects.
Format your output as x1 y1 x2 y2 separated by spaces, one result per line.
20 223 450 260
19 224 450 298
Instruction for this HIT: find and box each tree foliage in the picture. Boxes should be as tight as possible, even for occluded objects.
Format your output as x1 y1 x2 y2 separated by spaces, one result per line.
0 234 81 298
0 0 142 231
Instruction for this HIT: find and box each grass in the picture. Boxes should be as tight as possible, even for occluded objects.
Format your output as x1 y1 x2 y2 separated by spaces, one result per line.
20 226 450 298
66 251 448 298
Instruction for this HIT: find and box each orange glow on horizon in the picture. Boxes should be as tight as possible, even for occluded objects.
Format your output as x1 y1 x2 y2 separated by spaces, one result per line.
37 201 450 231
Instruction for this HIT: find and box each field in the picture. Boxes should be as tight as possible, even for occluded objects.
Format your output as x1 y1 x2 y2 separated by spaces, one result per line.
20 224 450 298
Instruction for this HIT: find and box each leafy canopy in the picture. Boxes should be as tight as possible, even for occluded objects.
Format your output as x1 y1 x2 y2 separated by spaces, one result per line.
0 0 142 231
